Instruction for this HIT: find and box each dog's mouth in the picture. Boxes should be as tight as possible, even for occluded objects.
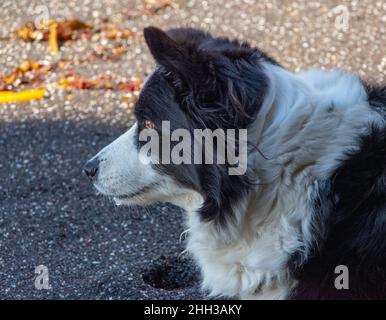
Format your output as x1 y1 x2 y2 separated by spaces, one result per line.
111 182 159 201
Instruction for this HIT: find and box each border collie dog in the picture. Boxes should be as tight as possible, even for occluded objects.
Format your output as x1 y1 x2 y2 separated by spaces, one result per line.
84 27 386 299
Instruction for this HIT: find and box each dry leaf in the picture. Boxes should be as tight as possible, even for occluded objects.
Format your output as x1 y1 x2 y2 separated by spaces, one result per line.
58 72 116 90
49 23 59 53
0 59 43 89
118 77 142 92
57 19 92 41
16 19 92 53
0 88 45 103
15 22 45 41
144 0 174 14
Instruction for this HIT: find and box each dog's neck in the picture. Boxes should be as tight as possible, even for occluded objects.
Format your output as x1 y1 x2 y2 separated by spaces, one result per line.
250 62 311 147
178 63 314 221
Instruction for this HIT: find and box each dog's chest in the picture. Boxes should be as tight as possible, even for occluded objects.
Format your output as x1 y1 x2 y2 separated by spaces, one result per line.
185 185 311 299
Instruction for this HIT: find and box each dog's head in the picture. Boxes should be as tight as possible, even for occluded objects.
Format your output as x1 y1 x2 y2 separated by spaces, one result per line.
84 27 271 223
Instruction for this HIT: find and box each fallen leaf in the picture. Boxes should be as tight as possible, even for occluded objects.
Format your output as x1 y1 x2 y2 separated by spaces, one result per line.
19 59 41 72
49 23 59 53
57 72 116 90
118 77 142 92
144 0 175 14
16 19 93 53
0 59 43 89
109 46 128 60
0 88 45 103
15 22 45 41
57 19 92 41
3 72 18 85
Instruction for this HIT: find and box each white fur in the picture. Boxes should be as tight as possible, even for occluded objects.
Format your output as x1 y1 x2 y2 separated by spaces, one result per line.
91 65 383 300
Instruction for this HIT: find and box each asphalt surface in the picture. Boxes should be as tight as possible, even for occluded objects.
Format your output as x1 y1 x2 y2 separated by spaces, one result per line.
0 0 385 299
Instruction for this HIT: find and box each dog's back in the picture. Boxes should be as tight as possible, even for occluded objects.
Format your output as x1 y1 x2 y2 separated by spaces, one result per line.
291 84 386 299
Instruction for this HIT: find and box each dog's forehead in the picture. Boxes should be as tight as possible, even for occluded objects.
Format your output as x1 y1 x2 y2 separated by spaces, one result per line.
134 69 185 124
135 71 171 112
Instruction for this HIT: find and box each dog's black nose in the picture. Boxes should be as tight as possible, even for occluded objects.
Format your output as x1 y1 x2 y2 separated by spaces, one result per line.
83 158 99 179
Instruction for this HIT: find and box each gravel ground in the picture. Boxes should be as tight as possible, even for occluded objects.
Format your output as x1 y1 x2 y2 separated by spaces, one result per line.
0 0 385 299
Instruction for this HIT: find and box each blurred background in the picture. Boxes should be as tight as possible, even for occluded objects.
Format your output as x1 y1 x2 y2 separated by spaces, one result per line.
0 0 385 299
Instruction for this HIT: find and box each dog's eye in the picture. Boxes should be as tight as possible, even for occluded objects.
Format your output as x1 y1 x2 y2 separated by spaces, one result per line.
145 120 154 129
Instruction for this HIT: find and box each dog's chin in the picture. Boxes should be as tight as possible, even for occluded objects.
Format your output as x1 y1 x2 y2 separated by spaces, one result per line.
109 186 159 207
108 191 147 206
113 194 158 207
113 196 136 206
93 179 161 207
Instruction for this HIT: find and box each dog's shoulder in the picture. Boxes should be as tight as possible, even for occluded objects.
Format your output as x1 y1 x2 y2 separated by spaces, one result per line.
291 120 386 299
289 78 386 299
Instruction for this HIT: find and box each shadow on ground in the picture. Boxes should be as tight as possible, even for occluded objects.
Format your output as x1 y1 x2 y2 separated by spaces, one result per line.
0 119 203 299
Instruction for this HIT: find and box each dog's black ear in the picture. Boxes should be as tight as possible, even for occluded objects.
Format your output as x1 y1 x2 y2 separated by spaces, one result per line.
144 26 215 87
144 27 188 73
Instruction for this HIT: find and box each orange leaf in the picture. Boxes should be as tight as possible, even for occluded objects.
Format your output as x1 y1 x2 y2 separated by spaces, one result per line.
57 19 92 41
49 23 59 53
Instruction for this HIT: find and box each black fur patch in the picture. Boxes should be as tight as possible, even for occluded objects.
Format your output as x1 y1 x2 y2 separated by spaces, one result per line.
290 85 386 299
